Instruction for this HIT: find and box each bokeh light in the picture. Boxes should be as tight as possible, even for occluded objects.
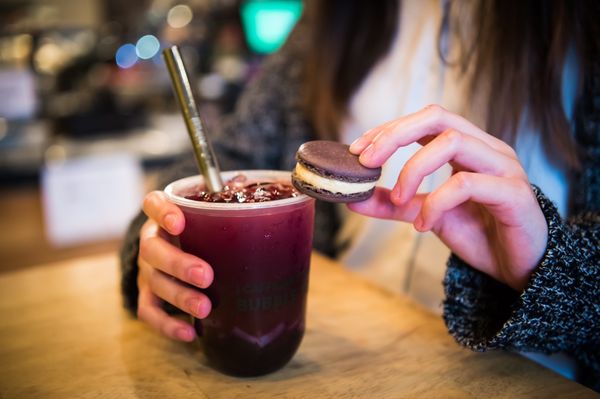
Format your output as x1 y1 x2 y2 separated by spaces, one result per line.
115 43 138 68
135 35 160 59
167 5 193 28
240 0 303 54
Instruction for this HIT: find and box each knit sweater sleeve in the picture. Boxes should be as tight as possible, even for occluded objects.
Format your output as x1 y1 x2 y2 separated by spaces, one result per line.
442 186 600 383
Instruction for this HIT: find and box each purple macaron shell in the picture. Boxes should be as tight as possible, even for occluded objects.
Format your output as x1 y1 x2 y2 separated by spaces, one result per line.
293 140 382 203
295 140 382 182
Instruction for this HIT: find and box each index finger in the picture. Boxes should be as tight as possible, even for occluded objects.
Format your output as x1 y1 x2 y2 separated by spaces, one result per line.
351 105 516 168
142 191 185 235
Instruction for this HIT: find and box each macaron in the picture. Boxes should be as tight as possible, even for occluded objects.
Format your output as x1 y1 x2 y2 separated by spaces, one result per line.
292 140 382 203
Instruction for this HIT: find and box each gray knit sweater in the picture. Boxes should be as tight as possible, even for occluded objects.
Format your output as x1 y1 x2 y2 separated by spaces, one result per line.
120 27 600 390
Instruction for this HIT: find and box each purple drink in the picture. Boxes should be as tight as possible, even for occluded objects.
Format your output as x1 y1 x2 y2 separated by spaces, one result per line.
164 171 315 376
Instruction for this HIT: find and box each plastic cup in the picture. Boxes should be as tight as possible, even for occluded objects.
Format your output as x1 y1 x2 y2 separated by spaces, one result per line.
164 170 315 376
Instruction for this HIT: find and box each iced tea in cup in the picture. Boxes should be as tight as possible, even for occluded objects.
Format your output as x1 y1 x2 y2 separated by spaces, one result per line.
164 170 315 376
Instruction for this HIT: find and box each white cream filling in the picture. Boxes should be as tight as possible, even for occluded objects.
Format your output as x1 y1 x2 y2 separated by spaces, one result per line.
294 163 376 195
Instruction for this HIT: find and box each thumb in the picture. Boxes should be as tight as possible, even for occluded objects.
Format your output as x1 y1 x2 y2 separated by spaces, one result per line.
347 187 423 223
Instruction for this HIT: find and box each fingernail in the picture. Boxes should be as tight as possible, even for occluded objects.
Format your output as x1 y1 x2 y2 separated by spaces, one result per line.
349 137 363 152
360 144 374 161
414 214 424 231
392 188 405 205
164 214 177 232
186 297 203 317
189 267 205 287
176 327 195 341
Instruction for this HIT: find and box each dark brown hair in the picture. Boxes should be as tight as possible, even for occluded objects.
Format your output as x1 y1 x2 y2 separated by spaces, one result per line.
303 0 599 169
303 0 399 141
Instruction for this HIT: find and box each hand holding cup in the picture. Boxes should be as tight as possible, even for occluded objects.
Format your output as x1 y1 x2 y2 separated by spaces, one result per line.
136 191 214 342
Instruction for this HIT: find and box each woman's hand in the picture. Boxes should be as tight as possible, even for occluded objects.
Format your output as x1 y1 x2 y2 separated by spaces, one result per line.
136 191 214 341
348 105 548 291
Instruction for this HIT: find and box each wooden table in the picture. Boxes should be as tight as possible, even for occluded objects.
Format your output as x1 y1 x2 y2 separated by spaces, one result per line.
0 253 597 398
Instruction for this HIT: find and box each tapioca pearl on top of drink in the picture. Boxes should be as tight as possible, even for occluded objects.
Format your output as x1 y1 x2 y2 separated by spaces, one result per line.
184 174 300 203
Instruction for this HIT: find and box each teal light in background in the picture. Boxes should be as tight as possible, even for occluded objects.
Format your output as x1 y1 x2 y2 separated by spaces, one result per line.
240 0 303 54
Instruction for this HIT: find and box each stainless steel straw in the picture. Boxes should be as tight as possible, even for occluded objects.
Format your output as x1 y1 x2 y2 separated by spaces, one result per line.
163 45 223 192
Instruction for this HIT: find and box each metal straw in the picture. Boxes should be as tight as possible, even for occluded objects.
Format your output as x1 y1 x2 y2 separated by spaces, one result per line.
163 45 223 192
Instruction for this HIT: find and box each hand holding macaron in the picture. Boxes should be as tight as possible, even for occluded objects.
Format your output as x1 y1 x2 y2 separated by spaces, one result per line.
347 104 548 292
136 191 214 342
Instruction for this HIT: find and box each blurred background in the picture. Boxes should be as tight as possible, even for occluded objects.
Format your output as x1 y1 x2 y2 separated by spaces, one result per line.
0 0 303 271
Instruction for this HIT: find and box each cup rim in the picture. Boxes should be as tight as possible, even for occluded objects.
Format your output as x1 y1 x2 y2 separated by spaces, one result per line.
164 170 312 210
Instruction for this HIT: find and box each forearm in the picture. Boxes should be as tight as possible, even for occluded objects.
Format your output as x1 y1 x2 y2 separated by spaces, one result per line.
443 185 600 372
119 210 147 314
